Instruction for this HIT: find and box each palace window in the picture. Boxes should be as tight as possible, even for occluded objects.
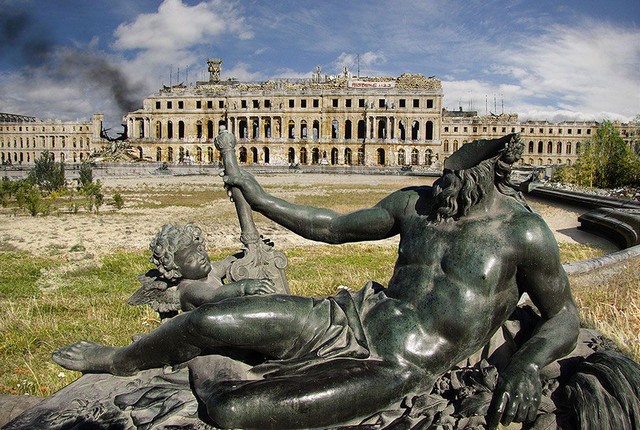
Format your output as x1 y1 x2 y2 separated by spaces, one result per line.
399 99 406 108
196 101 201 109
413 99 419 108
208 100 213 109
345 99 352 108
359 99 366 108
427 99 433 108
332 99 339 108
313 99 319 108
178 101 184 109
289 99 295 108
167 101 172 109
155 101 161 109
301 99 307 108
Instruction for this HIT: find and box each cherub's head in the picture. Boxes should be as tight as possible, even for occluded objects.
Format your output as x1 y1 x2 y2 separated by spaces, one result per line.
150 223 212 281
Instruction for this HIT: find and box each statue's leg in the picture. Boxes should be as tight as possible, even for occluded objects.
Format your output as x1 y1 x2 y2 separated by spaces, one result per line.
201 357 425 430
54 294 317 375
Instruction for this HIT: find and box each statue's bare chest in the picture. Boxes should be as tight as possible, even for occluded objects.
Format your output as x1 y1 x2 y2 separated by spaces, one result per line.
395 215 516 289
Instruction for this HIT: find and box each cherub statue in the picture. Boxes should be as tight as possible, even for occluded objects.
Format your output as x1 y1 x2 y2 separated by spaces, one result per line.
129 223 275 317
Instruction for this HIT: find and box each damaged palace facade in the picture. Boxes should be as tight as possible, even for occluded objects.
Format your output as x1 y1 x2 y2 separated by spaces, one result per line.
2 59 637 168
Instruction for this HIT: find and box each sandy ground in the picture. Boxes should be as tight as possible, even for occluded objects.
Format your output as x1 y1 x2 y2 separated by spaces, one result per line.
0 173 617 259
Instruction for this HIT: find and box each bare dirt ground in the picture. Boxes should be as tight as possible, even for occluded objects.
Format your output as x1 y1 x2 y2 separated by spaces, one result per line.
0 173 617 258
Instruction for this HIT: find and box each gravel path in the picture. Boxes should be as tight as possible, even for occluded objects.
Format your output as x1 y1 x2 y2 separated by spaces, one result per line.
0 174 617 258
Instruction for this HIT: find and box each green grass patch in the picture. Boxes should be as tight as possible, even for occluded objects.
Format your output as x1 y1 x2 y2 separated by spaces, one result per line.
0 223 633 396
0 250 157 395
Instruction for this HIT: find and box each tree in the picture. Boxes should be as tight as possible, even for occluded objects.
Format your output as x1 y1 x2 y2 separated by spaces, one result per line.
77 162 93 192
569 121 640 188
28 151 65 193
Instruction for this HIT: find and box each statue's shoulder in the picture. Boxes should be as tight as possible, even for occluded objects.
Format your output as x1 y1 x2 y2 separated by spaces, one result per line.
505 201 556 246
380 185 432 208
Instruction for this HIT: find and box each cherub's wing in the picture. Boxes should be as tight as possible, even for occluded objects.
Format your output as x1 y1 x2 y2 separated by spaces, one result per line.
128 269 180 313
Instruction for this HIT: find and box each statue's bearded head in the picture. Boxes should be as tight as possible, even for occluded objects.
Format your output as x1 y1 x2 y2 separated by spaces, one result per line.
431 134 528 222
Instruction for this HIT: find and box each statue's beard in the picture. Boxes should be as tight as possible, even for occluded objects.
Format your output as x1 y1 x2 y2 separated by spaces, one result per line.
431 156 529 223
431 158 496 222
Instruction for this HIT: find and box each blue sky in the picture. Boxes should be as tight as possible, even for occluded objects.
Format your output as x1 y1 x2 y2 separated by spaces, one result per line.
1 0 639 128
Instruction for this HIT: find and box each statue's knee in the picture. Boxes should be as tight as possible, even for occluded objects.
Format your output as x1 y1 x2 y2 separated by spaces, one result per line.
184 304 219 339
205 388 243 429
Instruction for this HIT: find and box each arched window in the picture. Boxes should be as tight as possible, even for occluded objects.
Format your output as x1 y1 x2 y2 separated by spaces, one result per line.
547 142 553 154
411 148 419 165
156 147 162 161
398 148 406 165
425 121 434 140
207 121 214 139
300 121 307 139
263 147 270 164
288 120 295 139
167 147 173 162
357 120 366 140
556 142 562 154
411 121 419 140
252 119 259 139
300 147 308 164
264 119 271 139
288 147 296 164
444 140 449 152
331 120 338 139
178 121 185 139
311 148 320 164
207 147 214 163
537 141 543 153
250 147 258 163
377 119 386 139
240 120 249 139
344 120 352 140
377 148 385 165
344 148 352 165
167 121 173 139
239 147 247 163
566 142 572 154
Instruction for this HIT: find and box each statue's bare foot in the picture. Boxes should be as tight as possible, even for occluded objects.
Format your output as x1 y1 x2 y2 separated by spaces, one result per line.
52 340 133 375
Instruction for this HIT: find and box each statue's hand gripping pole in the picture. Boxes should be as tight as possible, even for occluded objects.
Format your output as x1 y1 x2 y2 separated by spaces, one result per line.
215 127 290 294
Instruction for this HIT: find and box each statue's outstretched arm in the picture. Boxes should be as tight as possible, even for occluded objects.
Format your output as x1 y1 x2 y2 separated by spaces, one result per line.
487 217 579 428
223 171 399 243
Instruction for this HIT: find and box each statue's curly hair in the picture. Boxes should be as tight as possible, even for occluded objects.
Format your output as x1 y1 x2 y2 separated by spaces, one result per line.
432 137 530 222
149 223 206 280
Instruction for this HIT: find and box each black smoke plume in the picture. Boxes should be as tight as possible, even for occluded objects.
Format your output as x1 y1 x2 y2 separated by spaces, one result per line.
1 2 147 122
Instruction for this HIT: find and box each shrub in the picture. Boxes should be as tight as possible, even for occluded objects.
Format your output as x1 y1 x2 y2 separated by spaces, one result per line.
28 151 65 193
113 193 124 209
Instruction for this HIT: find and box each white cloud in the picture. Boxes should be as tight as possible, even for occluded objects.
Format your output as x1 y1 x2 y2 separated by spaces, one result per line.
113 0 253 52
501 20 640 121
332 51 387 76
223 62 265 82
442 20 640 122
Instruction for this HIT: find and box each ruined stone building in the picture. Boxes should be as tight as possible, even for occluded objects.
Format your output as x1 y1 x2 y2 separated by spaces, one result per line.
1 59 636 168
0 113 101 165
